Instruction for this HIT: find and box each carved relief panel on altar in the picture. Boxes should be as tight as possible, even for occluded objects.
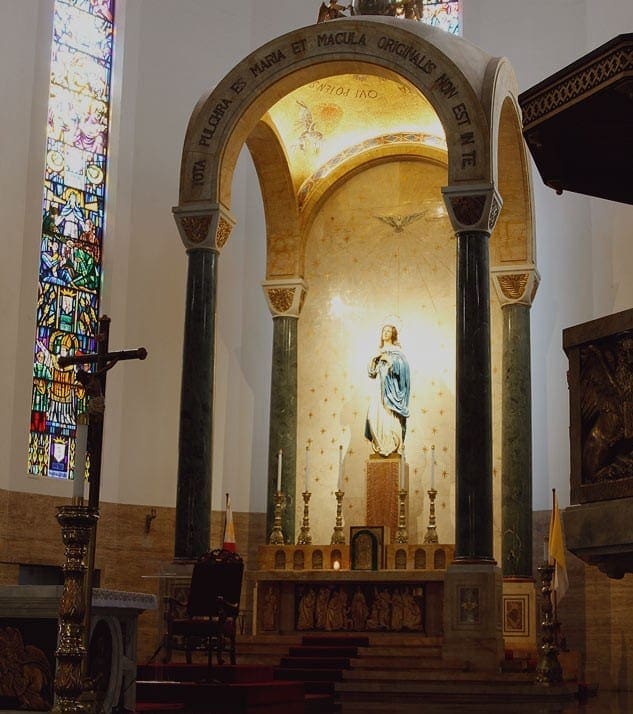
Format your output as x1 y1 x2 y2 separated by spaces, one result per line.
295 583 424 633
564 309 633 503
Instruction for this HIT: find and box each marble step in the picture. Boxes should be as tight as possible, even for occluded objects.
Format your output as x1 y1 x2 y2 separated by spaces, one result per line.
288 645 360 658
336 678 578 705
136 679 306 707
356 644 443 657
300 634 370 647
349 656 457 670
275 667 345 682
137 663 276 683
341 668 535 683
235 638 298 665
280 655 352 669
235 635 301 652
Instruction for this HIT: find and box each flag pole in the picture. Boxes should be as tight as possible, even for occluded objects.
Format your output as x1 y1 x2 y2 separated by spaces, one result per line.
550 487 568 652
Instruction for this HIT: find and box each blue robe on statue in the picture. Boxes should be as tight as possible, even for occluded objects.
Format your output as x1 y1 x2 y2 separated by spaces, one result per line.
365 346 410 457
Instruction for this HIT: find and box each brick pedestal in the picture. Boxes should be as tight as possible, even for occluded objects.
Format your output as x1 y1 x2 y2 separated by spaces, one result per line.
366 456 403 539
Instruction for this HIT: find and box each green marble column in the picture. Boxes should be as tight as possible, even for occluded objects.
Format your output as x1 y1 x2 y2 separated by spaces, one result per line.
501 303 532 576
455 229 494 561
174 248 217 559
267 316 298 542
262 279 307 544
442 188 505 667
172 205 235 561
492 269 539 578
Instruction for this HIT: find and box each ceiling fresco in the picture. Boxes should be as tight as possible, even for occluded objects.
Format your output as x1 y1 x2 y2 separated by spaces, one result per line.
266 72 447 197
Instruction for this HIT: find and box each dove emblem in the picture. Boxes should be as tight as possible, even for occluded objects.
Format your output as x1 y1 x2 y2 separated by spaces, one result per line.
375 212 426 232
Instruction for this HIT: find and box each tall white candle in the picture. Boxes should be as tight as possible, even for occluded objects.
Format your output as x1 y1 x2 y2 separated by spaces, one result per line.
305 444 310 492
338 444 343 491
73 421 88 500
430 445 435 490
277 449 283 492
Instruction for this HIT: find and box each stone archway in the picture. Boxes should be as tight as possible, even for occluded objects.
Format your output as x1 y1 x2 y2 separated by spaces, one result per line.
172 21 535 662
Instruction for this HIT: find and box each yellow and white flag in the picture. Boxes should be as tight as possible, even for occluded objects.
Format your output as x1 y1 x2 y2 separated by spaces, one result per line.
548 489 569 602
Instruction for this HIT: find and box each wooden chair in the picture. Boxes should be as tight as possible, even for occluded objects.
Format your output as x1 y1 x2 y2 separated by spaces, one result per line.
164 549 243 673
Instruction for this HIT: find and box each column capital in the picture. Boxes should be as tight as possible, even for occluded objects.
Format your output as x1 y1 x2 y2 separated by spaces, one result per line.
172 202 236 252
262 278 308 318
491 266 540 307
442 183 502 234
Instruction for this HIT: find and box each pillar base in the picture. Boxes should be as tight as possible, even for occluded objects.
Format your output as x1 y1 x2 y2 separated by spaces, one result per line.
442 562 504 670
502 577 537 654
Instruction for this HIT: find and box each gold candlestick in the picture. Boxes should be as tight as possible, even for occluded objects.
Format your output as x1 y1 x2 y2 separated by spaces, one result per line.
53 504 99 713
536 562 563 685
330 489 346 544
297 491 313 545
394 489 409 543
268 492 285 544
423 488 439 544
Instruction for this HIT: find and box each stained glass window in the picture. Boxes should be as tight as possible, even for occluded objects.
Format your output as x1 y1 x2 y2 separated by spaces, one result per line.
28 0 114 480
422 1 461 35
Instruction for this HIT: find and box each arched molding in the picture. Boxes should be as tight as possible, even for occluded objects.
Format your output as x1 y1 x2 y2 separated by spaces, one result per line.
246 119 301 278
483 57 536 271
299 144 448 236
177 17 496 213
246 119 448 279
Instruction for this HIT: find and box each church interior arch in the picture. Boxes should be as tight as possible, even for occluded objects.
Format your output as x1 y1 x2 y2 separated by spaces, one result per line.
222 89 528 549
177 19 535 549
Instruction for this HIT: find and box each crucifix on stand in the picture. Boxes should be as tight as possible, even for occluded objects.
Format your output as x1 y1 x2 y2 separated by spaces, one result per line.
52 315 147 713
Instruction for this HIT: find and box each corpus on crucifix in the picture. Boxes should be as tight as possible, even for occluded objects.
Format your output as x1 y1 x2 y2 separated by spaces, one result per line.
57 315 147 508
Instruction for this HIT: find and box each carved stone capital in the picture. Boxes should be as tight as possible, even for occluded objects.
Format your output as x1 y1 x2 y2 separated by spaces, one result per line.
491 267 540 307
172 203 236 252
442 184 503 234
262 278 308 318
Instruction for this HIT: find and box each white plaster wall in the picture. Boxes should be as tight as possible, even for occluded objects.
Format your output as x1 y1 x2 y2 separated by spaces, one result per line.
1 0 56 496
0 0 306 509
96 0 304 510
2 0 631 518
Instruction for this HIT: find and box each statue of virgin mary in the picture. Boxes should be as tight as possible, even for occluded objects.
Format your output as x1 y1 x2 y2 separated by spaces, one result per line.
364 324 410 456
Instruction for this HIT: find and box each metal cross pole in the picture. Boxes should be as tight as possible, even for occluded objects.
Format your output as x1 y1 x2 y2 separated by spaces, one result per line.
53 315 147 712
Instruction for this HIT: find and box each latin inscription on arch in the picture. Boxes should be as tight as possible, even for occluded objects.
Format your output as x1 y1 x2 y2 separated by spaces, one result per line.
191 24 481 189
